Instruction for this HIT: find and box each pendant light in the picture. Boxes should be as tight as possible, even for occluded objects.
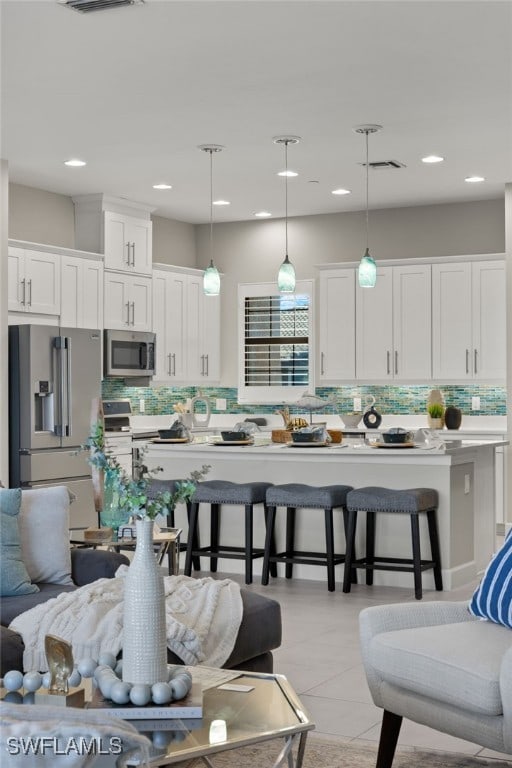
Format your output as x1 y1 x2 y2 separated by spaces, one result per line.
273 135 300 292
353 124 382 288
198 144 224 296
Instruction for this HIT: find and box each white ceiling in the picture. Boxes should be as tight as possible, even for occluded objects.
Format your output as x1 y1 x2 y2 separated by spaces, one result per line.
1 0 511 225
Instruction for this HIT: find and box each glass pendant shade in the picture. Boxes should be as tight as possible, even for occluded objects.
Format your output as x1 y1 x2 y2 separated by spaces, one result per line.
358 248 377 288
278 254 296 292
203 259 220 296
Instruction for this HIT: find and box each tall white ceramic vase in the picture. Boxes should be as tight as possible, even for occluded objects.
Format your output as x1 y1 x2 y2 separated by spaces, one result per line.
122 519 167 685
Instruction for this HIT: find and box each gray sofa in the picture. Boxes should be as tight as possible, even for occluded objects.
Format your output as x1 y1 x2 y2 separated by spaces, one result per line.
1 547 281 675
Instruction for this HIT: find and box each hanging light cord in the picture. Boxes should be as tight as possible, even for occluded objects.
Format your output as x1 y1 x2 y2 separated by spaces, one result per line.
284 140 289 256
365 129 369 252
209 149 214 266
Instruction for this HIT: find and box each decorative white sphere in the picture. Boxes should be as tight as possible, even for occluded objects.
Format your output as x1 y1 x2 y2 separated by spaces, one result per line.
151 681 173 704
129 684 152 707
93 664 112 682
170 677 189 701
152 731 172 749
3 670 24 691
98 652 117 669
110 681 131 705
114 660 123 676
98 675 117 699
23 672 42 692
42 672 52 688
67 669 82 688
77 658 97 678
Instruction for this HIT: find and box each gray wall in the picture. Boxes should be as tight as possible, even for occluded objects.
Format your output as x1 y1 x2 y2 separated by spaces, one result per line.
9 183 75 248
195 198 505 385
152 214 196 267
1 161 8 484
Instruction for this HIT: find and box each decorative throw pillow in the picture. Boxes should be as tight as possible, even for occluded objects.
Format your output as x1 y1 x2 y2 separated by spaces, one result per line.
19 486 73 586
469 529 512 628
0 488 39 596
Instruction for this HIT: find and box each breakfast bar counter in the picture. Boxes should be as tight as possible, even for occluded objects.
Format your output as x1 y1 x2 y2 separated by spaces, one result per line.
145 439 507 591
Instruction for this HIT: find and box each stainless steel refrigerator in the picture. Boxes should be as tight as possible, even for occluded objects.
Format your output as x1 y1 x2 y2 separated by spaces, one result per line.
9 325 102 529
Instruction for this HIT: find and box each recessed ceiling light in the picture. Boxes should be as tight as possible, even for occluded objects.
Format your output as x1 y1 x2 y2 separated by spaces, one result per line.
254 211 272 217
332 188 351 195
153 183 172 190
277 170 298 177
422 155 444 164
213 200 230 206
465 175 485 183
64 158 86 167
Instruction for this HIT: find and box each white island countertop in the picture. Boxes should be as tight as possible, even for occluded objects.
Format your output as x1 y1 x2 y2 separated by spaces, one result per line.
146 437 506 592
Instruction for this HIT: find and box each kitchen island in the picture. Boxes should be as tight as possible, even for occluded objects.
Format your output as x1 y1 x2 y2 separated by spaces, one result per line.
145 438 507 591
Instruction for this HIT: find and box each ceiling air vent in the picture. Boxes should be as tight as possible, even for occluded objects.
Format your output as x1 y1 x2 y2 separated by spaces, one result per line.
58 0 144 13
359 160 407 169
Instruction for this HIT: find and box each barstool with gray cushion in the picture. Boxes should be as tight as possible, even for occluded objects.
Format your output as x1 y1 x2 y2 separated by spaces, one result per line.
343 487 443 600
262 483 353 592
184 480 274 584
146 479 200 573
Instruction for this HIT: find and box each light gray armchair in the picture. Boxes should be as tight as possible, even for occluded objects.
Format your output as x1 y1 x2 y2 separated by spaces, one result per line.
359 601 512 767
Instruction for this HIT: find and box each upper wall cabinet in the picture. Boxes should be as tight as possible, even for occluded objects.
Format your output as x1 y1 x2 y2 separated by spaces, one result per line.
73 194 154 276
432 259 505 381
61 254 103 329
104 271 152 332
152 266 221 385
356 264 431 381
318 268 356 382
8 246 61 315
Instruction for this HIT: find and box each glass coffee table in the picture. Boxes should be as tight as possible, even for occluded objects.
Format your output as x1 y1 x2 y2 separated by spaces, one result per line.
126 671 314 767
69 527 182 575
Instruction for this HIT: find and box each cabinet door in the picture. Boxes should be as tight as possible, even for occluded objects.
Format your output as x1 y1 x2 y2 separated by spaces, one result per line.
128 218 152 275
472 261 506 380
104 272 131 329
432 263 472 379
185 275 203 382
201 293 221 382
152 271 186 381
356 267 393 379
82 260 103 330
8 247 25 311
130 275 152 331
24 250 60 315
393 264 431 380
104 212 130 271
318 269 356 382
60 255 82 327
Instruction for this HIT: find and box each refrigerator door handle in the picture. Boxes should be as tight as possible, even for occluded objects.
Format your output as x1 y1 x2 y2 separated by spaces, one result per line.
65 336 72 437
54 336 65 436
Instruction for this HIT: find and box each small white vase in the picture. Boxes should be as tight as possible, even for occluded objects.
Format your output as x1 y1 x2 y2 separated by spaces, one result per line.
122 519 167 685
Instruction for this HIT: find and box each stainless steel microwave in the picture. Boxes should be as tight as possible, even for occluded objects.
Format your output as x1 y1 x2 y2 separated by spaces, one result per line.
104 330 156 378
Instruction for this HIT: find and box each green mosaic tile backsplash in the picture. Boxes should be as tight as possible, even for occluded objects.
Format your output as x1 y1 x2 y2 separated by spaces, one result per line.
101 380 506 417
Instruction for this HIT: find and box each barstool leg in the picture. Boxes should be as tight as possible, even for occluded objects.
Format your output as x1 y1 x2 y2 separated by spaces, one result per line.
427 509 443 590
210 503 220 572
264 505 278 578
342 508 357 584
186 502 201 571
366 511 376 586
324 508 335 592
410 512 422 599
184 502 199 576
262 506 276 585
343 509 357 593
285 507 296 579
244 504 254 585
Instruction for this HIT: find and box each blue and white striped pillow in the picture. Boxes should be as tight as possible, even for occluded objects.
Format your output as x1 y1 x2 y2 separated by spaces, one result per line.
469 529 512 628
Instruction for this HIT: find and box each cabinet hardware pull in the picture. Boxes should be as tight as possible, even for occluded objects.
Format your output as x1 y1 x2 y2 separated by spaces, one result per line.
131 301 135 325
125 242 130 266
21 278 26 305
394 350 398 375
321 352 325 376
172 353 176 376
387 351 391 375
126 301 130 325
466 349 469 374
200 354 204 375
131 242 135 266
205 354 209 376
167 353 172 376
28 279 32 306
474 349 478 374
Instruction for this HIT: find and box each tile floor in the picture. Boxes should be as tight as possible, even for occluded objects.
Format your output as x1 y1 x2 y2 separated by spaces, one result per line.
217 571 512 763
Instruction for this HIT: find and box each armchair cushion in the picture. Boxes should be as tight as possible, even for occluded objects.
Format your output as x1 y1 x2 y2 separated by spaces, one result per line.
470 529 512 629
71 548 129 586
0 488 38 597
19 486 73 586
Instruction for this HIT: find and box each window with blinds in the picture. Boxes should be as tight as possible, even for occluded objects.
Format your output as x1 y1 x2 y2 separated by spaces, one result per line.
238 280 314 403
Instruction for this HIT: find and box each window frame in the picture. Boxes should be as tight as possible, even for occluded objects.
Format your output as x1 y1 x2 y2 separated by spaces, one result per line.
237 280 315 404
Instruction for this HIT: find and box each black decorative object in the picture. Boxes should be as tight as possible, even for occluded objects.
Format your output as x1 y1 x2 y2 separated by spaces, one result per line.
444 406 462 430
363 405 382 429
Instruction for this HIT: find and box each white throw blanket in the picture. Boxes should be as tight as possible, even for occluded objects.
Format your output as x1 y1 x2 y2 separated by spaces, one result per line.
10 567 243 672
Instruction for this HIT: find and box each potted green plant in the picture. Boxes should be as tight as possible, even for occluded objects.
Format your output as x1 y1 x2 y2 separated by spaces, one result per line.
83 423 209 532
427 402 445 429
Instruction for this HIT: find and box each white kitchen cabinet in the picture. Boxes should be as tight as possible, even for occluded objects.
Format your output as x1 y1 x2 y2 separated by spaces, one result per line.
355 263 431 380
152 266 221 384
8 246 60 315
104 271 152 332
104 211 152 275
432 259 505 380
61 254 103 329
318 268 356 382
